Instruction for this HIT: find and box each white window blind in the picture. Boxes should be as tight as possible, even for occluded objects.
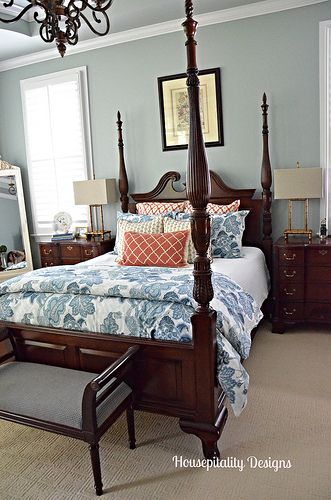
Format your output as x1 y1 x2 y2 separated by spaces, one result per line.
21 67 91 235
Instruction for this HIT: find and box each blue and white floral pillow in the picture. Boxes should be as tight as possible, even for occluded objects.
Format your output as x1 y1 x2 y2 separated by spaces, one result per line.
175 212 191 221
211 210 249 258
114 211 157 254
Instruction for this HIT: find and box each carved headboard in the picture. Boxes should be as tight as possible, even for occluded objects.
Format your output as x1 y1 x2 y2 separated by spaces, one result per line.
128 170 262 249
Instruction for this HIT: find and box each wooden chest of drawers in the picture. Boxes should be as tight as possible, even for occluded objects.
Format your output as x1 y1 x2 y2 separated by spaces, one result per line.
272 237 331 333
39 238 115 267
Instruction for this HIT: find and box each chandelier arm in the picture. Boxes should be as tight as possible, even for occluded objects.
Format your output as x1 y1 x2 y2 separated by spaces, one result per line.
0 0 115 56
38 12 56 42
66 36 79 46
79 11 110 35
0 2 34 23
69 0 114 13
3 0 15 8
65 17 79 43
33 6 49 24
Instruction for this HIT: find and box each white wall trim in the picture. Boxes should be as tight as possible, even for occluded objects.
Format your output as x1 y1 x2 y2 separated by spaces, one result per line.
320 20 331 224
0 0 328 72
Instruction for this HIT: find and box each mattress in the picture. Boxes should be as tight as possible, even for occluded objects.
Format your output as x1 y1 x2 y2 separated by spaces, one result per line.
78 246 270 310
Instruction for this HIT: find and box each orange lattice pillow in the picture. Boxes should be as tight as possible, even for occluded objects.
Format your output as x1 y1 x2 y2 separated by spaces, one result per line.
184 199 240 214
136 201 185 215
118 231 190 267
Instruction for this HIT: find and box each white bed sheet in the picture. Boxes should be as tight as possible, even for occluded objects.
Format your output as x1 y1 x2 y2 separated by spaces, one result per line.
78 246 270 310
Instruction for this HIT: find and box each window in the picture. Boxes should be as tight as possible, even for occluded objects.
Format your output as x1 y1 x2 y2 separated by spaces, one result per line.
320 21 331 228
21 67 92 236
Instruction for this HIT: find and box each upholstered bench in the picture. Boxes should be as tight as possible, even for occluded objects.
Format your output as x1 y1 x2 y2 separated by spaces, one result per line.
0 330 139 496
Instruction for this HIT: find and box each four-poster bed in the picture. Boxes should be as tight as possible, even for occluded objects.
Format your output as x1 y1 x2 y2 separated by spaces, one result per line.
0 1 272 458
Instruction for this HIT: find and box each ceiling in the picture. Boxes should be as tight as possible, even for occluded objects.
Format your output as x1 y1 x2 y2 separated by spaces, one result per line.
0 0 268 62
0 0 327 63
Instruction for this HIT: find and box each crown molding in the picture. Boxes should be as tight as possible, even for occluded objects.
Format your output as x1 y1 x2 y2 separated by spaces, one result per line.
0 0 328 72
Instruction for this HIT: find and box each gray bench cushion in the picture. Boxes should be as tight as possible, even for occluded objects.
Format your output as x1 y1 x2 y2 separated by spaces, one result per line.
0 362 132 429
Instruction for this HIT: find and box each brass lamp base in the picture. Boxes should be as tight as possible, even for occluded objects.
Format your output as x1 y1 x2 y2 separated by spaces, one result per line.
284 228 312 242
284 198 313 242
86 230 111 241
87 205 111 241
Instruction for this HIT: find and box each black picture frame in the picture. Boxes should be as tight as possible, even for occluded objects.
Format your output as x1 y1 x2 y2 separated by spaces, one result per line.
157 68 224 151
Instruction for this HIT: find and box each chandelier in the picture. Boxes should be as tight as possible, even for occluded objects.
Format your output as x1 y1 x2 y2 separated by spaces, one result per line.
0 0 114 57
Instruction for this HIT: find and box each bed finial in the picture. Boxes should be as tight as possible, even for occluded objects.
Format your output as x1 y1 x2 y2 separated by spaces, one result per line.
185 0 193 19
117 111 129 213
180 1 224 460
261 93 272 269
182 1 213 312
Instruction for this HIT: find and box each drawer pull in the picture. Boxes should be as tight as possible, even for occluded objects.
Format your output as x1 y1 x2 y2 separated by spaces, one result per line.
284 253 296 261
283 307 296 316
43 249 52 255
84 250 94 257
284 288 296 296
45 262 54 267
66 246 73 251
283 270 296 278
319 250 328 256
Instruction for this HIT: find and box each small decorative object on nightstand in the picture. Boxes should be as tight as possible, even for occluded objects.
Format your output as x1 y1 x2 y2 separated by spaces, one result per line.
39 238 115 268
272 237 331 333
320 218 328 241
0 245 7 269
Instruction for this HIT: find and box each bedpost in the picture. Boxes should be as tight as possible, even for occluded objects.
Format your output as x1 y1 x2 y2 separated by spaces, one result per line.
117 111 129 213
179 0 227 460
261 93 272 271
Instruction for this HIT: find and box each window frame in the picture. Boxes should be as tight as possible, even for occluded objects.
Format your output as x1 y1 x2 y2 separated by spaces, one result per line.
20 66 93 238
320 20 331 225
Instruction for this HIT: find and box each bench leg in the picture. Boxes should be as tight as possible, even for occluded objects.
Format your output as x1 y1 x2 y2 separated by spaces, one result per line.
126 405 136 450
89 443 103 496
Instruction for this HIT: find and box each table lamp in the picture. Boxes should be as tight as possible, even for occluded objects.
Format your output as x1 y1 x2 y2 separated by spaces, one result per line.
274 162 322 242
73 178 117 240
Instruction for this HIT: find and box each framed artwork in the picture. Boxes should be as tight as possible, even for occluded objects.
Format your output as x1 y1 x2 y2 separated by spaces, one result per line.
75 226 88 239
158 68 224 151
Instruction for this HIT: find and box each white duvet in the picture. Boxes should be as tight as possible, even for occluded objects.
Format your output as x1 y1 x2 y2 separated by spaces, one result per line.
78 246 270 310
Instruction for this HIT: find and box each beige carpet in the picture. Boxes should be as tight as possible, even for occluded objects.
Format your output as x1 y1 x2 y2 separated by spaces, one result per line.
0 322 330 500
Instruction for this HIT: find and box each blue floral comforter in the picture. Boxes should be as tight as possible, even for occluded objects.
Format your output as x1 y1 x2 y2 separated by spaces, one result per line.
0 265 262 416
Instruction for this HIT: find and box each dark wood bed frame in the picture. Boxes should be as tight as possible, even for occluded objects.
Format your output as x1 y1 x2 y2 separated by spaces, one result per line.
0 1 272 459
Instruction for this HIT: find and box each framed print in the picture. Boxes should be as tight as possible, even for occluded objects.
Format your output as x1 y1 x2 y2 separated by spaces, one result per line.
158 68 224 151
75 226 88 239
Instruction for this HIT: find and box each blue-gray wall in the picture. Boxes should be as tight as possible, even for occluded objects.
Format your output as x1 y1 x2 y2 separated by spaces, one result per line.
0 2 330 264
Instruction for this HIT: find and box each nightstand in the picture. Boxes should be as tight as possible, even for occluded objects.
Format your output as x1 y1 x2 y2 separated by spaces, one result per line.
39 238 115 267
272 237 331 333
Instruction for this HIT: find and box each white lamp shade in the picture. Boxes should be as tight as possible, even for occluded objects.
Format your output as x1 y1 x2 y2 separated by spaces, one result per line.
274 167 322 200
73 179 117 205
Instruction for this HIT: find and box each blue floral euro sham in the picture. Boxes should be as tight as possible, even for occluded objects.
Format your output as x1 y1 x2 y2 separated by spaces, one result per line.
0 265 262 416
211 210 249 258
176 210 249 258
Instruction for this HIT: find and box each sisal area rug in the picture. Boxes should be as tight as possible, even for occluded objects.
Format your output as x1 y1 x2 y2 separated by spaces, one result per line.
0 322 330 500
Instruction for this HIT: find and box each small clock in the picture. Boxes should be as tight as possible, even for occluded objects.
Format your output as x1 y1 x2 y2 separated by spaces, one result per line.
53 212 72 233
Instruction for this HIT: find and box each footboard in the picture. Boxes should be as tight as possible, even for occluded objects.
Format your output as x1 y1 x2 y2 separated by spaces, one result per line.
1 323 216 420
